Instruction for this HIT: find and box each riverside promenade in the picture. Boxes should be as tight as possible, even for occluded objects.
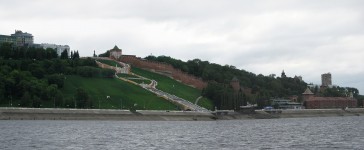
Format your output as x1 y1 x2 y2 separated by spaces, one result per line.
1 107 364 121
0 108 215 121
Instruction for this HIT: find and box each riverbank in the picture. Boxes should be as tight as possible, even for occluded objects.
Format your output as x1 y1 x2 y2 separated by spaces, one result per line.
0 108 215 121
217 108 364 120
1 108 364 121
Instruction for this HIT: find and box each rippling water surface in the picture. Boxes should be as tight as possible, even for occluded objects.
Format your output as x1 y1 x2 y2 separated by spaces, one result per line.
1 116 363 149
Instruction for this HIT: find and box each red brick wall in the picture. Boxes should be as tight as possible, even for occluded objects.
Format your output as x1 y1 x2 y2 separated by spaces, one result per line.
305 98 357 109
120 55 207 90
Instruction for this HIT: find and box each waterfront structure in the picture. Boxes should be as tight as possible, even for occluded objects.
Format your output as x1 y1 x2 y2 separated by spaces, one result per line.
109 45 122 60
39 43 70 56
288 95 299 102
302 88 357 109
0 30 34 47
270 98 303 109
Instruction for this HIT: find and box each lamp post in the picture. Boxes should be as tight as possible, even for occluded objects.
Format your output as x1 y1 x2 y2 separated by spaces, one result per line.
74 97 76 109
120 98 122 110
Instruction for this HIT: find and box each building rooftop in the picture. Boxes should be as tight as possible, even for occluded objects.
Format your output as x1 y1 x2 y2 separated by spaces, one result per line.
302 87 314 95
11 30 33 37
110 45 121 51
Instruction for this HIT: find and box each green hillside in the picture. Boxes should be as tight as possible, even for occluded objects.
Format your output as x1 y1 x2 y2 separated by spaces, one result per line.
62 75 177 110
93 58 213 110
97 59 121 67
131 67 214 110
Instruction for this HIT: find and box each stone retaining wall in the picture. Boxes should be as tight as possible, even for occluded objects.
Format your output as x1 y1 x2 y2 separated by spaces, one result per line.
2 108 364 121
0 108 215 121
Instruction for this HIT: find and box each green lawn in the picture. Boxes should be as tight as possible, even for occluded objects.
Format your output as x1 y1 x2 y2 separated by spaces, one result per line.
129 79 152 85
117 73 137 78
62 75 177 110
131 67 214 110
97 59 121 67
116 73 151 84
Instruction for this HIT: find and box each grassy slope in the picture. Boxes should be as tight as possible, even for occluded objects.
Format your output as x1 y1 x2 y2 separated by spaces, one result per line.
97 59 120 67
116 73 151 84
62 75 177 110
131 67 214 110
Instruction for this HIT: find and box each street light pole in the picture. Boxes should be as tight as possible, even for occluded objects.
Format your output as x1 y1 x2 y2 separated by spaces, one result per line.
120 98 122 110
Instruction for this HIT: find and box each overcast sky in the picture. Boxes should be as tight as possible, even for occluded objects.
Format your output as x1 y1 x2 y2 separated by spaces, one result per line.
1 0 364 93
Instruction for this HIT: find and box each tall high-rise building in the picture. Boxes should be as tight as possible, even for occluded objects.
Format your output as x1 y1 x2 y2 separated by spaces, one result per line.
0 30 34 47
321 73 332 86
11 30 34 47
1 30 70 56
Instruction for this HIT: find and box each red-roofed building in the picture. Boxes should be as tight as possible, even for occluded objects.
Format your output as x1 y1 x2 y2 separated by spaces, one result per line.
302 88 357 109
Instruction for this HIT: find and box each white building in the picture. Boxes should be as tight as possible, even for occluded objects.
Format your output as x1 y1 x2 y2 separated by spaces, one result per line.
40 43 70 56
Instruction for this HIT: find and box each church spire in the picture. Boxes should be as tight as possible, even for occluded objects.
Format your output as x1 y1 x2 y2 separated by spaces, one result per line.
281 70 286 78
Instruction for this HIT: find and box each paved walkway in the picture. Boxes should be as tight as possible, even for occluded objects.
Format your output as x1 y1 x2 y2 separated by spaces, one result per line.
145 87 209 112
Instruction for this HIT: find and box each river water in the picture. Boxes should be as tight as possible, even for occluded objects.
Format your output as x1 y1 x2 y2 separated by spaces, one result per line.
1 116 363 150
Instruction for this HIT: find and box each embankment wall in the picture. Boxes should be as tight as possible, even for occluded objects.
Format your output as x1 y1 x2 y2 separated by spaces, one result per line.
216 108 364 119
0 108 215 121
2 108 364 121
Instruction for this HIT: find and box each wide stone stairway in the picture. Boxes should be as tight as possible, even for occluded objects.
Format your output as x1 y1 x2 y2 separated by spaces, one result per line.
96 58 209 112
145 80 209 112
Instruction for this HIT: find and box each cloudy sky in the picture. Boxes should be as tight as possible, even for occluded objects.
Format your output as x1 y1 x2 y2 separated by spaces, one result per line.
1 0 364 93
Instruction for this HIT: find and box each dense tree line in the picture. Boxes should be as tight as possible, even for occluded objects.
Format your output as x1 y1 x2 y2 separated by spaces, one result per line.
203 81 248 110
98 50 110 57
0 43 115 108
145 55 362 109
308 85 359 98
0 43 58 60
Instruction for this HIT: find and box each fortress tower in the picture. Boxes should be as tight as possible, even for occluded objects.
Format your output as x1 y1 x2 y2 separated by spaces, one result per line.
230 77 240 92
109 45 122 60
302 87 314 101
